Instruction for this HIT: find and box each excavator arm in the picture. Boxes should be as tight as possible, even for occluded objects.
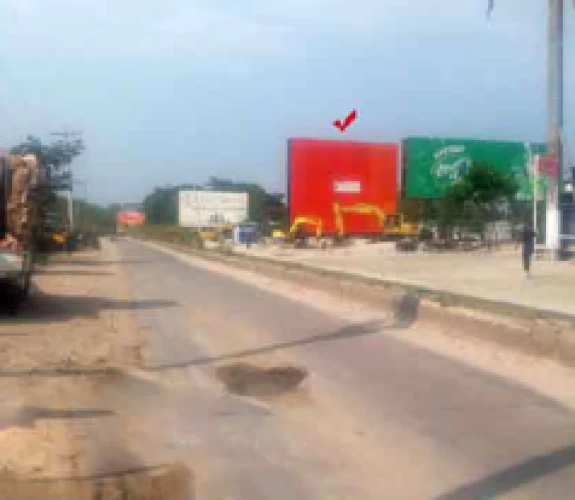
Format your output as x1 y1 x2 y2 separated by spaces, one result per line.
289 217 323 239
333 203 386 237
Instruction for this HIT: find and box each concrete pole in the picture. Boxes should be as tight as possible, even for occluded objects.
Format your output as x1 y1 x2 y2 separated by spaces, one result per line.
68 165 74 233
49 130 82 235
533 153 539 234
545 0 564 257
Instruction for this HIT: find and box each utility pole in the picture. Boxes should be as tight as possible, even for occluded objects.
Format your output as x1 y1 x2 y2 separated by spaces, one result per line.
489 1 568 257
73 179 88 230
545 0 564 258
50 130 82 234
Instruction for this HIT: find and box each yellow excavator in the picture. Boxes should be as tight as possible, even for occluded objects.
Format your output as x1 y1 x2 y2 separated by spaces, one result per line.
384 214 421 238
198 223 234 243
333 203 387 237
51 231 68 247
287 216 323 242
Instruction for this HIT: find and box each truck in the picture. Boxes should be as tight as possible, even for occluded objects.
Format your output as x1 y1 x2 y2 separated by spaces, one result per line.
0 153 43 313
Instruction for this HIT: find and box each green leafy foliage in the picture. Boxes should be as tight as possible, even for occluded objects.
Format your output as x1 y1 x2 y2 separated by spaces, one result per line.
41 196 116 235
445 162 517 206
131 224 204 249
143 186 180 225
10 135 85 192
73 200 118 233
439 162 518 238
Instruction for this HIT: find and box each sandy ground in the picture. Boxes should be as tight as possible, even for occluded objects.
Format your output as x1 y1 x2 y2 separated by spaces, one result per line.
233 240 575 316
0 242 192 499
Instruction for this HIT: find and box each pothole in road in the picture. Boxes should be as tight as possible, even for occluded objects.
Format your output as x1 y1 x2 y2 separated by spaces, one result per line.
216 363 308 399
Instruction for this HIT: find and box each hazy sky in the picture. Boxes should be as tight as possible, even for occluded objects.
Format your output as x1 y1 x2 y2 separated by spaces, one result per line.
0 0 572 204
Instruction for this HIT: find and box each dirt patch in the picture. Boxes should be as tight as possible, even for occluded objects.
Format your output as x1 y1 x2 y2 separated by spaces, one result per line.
216 363 308 399
0 462 193 500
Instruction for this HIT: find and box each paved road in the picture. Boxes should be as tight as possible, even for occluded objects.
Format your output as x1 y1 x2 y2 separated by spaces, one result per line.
118 239 575 500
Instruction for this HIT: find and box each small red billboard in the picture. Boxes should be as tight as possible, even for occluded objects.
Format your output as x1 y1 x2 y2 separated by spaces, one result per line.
537 154 559 178
117 211 146 226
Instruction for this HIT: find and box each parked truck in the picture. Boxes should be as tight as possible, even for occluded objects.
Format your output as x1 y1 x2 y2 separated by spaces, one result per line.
0 153 43 313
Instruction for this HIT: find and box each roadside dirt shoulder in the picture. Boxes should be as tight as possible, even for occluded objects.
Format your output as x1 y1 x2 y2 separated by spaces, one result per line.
0 241 191 499
2 243 145 374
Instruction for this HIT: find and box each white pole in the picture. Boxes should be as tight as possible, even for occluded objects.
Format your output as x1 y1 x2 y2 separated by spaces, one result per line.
534 153 539 234
545 0 563 257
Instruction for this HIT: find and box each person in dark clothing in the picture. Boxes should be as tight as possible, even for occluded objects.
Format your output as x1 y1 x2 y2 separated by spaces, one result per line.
521 223 536 275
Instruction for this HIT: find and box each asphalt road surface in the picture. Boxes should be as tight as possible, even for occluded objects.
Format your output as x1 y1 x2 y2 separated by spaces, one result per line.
117 238 575 500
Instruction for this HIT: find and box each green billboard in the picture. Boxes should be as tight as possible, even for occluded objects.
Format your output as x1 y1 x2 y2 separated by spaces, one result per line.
403 137 547 200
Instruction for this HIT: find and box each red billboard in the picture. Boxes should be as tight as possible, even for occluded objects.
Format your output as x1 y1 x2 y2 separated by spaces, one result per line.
117 211 146 226
288 139 398 235
537 154 559 178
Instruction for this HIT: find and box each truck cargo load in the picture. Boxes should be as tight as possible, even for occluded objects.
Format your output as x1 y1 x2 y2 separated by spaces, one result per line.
288 139 398 236
0 152 43 311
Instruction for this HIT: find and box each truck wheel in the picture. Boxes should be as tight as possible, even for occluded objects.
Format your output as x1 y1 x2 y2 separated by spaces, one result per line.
21 278 31 300
6 294 21 316
18 274 31 301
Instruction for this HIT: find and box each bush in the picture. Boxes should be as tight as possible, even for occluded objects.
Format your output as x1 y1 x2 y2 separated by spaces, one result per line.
130 225 204 249
439 162 518 240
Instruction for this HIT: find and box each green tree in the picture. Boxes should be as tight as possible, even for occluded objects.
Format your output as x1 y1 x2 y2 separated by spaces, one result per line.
142 183 203 225
441 162 518 239
108 203 123 221
73 200 117 232
261 192 287 234
10 135 84 192
143 186 179 224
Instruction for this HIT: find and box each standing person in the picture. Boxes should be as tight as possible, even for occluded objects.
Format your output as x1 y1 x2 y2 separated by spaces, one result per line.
246 229 252 250
521 222 536 276
66 233 73 256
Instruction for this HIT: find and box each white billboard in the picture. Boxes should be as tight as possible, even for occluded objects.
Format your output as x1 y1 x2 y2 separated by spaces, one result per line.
178 190 249 228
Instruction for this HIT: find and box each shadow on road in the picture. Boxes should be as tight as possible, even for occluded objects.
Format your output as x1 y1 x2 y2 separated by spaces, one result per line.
35 270 115 277
0 366 127 379
147 320 386 371
11 294 178 323
57 259 160 267
0 406 115 430
435 445 575 500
